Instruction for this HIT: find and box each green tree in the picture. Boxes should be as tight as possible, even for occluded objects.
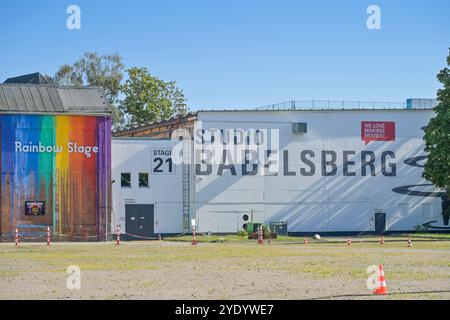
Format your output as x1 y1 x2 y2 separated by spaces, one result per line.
54 52 125 127
120 67 187 124
423 48 450 224
54 64 83 86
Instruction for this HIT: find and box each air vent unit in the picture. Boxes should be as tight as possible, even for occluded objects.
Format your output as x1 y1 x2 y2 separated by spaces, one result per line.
292 122 307 134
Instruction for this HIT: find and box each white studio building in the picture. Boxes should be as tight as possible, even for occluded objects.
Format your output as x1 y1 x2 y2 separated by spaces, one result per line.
112 101 449 238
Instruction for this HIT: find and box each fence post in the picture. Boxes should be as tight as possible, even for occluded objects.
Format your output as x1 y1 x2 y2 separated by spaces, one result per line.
257 226 260 244
116 225 120 245
47 227 51 246
258 225 264 245
15 228 19 246
192 225 197 245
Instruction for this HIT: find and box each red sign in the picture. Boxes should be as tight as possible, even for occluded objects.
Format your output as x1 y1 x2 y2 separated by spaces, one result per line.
361 121 395 145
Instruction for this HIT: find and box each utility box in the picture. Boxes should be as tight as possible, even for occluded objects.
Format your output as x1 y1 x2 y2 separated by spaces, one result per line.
245 223 261 233
374 211 386 235
406 98 438 110
292 122 307 134
270 221 288 235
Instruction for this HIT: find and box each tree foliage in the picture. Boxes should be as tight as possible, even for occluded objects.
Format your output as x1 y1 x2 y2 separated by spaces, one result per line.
119 67 187 124
54 52 125 127
423 48 450 221
53 53 188 128
54 52 124 104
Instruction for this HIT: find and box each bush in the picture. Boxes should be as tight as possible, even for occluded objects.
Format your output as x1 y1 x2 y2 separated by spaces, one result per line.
237 230 248 238
262 225 272 239
414 224 429 233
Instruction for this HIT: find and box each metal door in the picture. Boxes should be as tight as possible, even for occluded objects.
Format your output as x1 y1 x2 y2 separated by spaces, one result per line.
375 212 386 235
125 204 155 239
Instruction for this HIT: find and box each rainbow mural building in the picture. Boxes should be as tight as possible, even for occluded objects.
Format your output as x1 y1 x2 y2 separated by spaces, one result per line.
0 81 111 241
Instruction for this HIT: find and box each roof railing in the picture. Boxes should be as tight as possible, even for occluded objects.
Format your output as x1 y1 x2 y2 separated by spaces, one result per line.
253 100 430 111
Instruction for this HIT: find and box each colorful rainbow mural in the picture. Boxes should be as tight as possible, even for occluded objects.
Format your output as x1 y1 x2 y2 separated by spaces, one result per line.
0 114 111 240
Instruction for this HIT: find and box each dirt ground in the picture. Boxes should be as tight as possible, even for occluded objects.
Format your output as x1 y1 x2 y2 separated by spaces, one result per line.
0 238 449 300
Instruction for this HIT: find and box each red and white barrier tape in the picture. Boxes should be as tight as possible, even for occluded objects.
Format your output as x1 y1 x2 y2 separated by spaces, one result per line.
122 232 159 240
7 229 160 243
20 235 48 240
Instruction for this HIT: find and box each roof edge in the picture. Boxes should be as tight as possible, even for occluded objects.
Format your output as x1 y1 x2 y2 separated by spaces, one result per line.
0 111 112 116
196 108 434 113
0 83 106 90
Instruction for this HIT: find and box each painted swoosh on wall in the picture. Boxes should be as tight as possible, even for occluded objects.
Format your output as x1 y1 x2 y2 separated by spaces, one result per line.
392 184 445 198
403 155 427 168
391 151 449 228
422 221 450 230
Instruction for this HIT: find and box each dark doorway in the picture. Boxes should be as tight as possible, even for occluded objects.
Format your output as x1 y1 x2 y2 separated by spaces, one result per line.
125 204 155 240
375 212 386 235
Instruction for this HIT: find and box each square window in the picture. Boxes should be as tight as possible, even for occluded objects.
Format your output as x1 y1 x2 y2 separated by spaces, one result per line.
121 173 131 188
139 173 149 188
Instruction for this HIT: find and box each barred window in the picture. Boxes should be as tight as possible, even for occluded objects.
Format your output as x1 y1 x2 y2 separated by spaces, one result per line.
121 173 131 188
139 173 149 188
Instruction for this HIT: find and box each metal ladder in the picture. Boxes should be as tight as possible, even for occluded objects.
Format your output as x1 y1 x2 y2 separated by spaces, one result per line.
182 139 192 232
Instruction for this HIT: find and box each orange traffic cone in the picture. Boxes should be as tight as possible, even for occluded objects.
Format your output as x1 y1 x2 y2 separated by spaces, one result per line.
380 236 385 245
374 264 388 295
304 237 308 245
347 238 352 245
407 237 412 247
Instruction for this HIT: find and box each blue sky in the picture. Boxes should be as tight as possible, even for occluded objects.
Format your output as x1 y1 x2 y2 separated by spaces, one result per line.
0 0 449 109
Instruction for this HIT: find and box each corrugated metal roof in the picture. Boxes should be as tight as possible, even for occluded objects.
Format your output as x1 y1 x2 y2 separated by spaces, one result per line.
0 84 111 115
112 112 197 135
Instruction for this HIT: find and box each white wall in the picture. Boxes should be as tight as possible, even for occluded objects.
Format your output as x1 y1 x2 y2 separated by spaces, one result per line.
194 109 445 233
112 138 183 235
111 109 446 235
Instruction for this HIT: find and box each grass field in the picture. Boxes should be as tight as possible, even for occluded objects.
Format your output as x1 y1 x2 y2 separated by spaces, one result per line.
0 235 449 300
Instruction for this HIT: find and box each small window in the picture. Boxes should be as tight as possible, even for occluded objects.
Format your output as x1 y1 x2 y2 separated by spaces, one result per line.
121 173 131 188
139 173 149 188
